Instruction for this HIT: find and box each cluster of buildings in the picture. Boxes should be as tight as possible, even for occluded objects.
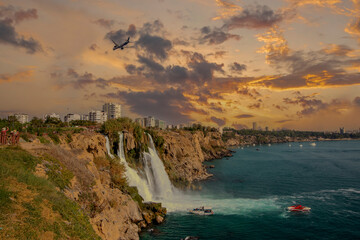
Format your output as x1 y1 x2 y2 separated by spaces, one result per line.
9 103 166 129
134 116 166 129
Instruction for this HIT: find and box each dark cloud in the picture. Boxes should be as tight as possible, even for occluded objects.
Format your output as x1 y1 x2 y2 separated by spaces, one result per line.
185 52 225 83
230 62 247 74
89 43 98 51
353 96 360 107
199 26 241 45
235 114 254 118
14 8 37 23
136 34 172 60
207 51 227 59
237 87 261 99
0 5 37 24
173 38 190 46
137 55 165 72
94 18 114 28
273 104 288 111
0 19 42 54
127 24 137 37
248 103 261 109
164 65 189 83
210 116 226 126
223 5 285 30
55 68 109 89
283 94 328 117
104 88 199 124
105 24 137 42
140 20 164 35
276 119 293 123
124 64 144 75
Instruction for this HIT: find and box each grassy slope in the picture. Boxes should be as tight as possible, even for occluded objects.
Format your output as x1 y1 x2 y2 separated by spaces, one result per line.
0 146 100 240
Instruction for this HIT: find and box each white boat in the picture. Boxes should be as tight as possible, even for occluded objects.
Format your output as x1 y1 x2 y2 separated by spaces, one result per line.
299 144 303 148
189 206 213 215
310 142 316 146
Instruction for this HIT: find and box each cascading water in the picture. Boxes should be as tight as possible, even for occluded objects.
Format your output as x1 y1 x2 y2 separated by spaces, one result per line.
117 132 153 201
105 136 115 159
143 134 174 200
105 134 153 201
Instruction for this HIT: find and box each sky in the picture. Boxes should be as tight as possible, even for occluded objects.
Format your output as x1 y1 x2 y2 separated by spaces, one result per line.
0 0 360 131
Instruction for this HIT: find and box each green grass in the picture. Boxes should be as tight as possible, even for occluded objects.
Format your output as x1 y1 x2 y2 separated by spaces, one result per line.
38 136 50 144
0 147 100 240
48 133 61 144
42 154 74 190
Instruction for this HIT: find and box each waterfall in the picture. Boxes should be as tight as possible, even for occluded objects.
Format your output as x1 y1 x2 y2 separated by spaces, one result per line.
104 134 153 201
105 136 115 159
117 132 153 201
105 133 175 202
144 133 173 199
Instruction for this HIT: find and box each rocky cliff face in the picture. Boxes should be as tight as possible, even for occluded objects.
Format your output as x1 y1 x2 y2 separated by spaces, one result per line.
156 130 231 187
21 132 165 240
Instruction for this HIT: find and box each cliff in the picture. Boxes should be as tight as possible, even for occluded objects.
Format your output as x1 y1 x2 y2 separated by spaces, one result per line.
154 130 231 187
1 131 165 240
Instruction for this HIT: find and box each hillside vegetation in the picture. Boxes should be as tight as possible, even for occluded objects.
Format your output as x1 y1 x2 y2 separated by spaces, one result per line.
0 146 100 239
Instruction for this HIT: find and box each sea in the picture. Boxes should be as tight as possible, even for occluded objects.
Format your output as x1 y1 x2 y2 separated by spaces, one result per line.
140 140 360 240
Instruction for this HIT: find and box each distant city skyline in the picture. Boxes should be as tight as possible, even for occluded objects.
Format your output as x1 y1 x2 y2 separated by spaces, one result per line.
1 0 360 131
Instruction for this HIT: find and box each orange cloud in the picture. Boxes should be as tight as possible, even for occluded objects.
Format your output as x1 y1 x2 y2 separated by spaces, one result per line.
304 70 334 87
0 69 34 84
345 18 360 42
256 27 289 65
212 0 242 20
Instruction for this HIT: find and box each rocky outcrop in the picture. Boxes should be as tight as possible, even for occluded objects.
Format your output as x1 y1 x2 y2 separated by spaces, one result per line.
20 132 165 240
156 130 232 187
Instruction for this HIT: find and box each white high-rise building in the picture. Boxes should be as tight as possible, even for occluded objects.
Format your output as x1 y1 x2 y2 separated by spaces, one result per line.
89 110 107 123
64 113 81 122
44 113 60 120
102 103 121 119
155 119 166 129
81 114 89 121
145 116 155 128
13 114 29 124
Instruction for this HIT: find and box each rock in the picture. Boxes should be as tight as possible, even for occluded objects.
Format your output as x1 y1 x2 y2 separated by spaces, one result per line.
155 215 164 224
209 165 215 168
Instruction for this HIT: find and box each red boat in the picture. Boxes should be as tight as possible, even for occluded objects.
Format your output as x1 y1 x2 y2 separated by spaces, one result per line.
287 205 311 212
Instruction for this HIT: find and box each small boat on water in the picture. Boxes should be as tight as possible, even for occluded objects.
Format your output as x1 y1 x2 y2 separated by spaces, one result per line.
189 206 213 215
287 205 311 212
310 142 316 146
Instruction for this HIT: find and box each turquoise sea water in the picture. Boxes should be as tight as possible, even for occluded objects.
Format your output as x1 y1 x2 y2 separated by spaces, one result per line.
141 140 360 240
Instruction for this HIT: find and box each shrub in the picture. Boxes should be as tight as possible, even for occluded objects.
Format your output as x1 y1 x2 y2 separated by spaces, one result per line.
66 133 73 143
48 133 60 144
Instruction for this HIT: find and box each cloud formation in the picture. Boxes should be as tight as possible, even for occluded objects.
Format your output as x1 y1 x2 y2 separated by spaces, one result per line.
94 18 114 28
0 5 42 54
223 5 286 30
210 116 226 126
235 114 254 118
229 62 247 74
199 26 241 45
104 88 200 124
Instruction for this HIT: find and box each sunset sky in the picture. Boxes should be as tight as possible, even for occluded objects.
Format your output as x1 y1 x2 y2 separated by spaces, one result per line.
1 0 360 131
